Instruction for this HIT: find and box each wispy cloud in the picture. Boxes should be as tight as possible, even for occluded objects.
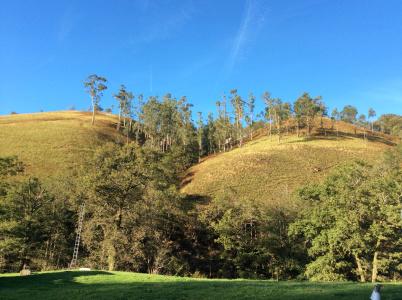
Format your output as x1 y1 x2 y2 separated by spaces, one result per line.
57 7 76 42
128 1 195 45
225 0 268 75
360 78 402 105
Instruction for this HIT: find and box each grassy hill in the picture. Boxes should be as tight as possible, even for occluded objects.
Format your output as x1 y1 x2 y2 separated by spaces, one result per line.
0 111 125 186
0 111 397 207
1 270 401 300
182 120 396 209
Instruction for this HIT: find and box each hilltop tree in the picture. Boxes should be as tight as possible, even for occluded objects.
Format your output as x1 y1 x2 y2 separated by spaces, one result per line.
230 89 244 147
246 93 256 140
340 105 358 124
271 99 292 142
358 114 367 140
368 108 376 132
84 74 108 125
293 93 323 137
114 85 128 131
375 114 402 137
331 108 340 136
134 94 145 143
262 91 275 138
318 102 328 134
215 98 231 152
197 112 204 161
206 113 217 154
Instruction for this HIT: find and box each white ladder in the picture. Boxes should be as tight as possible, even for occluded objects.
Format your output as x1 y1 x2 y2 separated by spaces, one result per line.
70 202 85 268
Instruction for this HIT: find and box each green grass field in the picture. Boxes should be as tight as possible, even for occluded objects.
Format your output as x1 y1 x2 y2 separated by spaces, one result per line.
1 271 401 300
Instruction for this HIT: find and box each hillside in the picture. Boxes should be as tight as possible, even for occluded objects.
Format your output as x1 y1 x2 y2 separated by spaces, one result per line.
0 111 397 206
0 111 125 186
182 120 396 209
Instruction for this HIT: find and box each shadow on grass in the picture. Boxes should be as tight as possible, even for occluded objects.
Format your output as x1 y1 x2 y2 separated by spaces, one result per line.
0 271 112 288
283 131 397 146
1 271 402 300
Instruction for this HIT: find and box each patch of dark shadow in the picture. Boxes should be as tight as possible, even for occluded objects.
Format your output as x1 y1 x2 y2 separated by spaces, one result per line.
181 171 195 188
94 131 122 143
182 194 211 210
284 130 397 145
0 271 113 289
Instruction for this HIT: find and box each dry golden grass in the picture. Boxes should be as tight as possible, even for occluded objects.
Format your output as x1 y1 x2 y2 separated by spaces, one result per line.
182 125 394 209
0 111 125 185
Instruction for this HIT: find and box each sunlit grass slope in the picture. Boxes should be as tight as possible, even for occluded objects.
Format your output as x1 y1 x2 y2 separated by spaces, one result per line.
0 111 125 184
182 131 393 208
1 270 401 300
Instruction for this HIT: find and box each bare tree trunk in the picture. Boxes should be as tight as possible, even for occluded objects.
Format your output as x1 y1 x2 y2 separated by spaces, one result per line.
91 96 96 125
107 243 116 271
354 254 366 282
117 107 121 130
269 113 272 139
372 251 379 282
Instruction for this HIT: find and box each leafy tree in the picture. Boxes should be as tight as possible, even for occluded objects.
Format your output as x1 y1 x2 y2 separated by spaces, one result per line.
246 93 255 140
206 113 217 154
270 99 291 142
0 178 72 271
375 114 402 137
84 74 108 125
81 143 191 274
201 195 303 279
114 85 129 131
294 93 323 136
331 108 340 136
290 149 402 282
215 97 231 152
340 105 358 124
230 89 245 147
368 108 376 132
197 112 204 161
357 114 367 140
262 91 274 138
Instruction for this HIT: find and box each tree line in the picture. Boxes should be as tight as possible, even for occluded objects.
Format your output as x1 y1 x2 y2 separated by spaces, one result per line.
83 74 400 161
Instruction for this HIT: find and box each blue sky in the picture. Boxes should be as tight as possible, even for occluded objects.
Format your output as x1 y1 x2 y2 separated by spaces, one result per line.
1 0 402 118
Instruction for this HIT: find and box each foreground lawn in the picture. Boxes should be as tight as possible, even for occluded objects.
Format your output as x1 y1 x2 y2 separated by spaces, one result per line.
1 271 402 300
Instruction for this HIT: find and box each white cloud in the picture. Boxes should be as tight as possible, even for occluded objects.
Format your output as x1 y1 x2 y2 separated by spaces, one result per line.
128 1 195 45
361 78 402 105
225 0 268 75
57 8 76 42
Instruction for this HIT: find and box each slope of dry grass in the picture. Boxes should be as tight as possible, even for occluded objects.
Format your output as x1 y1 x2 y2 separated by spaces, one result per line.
182 127 394 209
0 111 125 185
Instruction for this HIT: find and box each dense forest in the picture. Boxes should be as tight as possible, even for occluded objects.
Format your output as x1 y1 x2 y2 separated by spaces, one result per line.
0 74 401 282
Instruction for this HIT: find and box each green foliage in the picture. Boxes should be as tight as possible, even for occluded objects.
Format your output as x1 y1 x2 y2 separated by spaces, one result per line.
290 147 402 282
375 114 402 137
340 105 358 124
0 177 73 272
200 195 304 279
80 143 192 274
294 93 323 135
84 74 108 125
